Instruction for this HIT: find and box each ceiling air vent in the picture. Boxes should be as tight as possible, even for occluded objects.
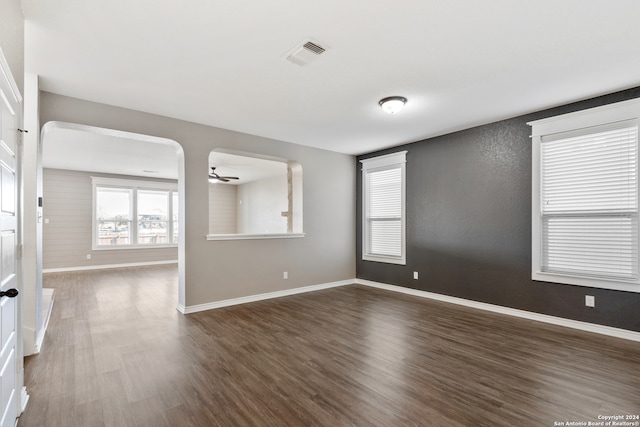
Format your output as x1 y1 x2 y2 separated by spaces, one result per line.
285 38 328 66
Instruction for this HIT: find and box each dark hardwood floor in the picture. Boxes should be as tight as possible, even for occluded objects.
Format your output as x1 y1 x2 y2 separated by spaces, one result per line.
19 265 640 426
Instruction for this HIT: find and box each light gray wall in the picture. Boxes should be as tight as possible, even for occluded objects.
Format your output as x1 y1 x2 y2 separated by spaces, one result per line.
43 168 178 270
237 174 288 234
209 183 237 234
40 92 356 306
0 0 24 93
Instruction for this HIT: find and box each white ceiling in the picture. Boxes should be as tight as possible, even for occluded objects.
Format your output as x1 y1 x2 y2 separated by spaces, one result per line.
23 0 640 158
42 123 181 179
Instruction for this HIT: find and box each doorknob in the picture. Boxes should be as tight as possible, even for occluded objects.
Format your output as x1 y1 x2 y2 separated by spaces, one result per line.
0 289 18 298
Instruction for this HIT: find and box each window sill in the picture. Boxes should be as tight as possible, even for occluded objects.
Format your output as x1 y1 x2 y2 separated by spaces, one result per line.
532 270 640 293
93 244 178 251
206 233 305 241
363 254 406 265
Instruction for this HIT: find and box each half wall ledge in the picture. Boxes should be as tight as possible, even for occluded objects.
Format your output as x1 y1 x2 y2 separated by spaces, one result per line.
206 233 305 241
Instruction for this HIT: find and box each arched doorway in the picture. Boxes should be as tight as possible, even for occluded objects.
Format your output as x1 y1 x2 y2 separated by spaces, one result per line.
26 121 185 354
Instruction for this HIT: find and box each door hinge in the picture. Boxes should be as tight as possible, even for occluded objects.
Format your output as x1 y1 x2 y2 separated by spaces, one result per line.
17 129 29 147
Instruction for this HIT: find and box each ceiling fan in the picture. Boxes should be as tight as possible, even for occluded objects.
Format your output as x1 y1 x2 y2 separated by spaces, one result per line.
208 167 239 183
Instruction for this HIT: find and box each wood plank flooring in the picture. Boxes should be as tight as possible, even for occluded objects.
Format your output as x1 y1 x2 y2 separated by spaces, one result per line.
19 265 640 426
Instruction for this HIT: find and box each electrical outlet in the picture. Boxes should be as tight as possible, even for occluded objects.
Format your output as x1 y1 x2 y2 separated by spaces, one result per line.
86 254 92 260
283 271 288 279
585 295 595 308
413 271 419 280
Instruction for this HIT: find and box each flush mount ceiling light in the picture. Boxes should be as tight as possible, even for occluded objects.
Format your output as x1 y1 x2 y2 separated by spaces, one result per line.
379 96 407 114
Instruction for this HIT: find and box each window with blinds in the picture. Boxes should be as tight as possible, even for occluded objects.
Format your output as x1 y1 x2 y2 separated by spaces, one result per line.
361 151 407 265
541 124 638 280
530 97 640 292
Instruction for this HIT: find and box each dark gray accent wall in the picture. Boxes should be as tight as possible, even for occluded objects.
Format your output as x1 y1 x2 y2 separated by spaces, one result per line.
357 87 640 333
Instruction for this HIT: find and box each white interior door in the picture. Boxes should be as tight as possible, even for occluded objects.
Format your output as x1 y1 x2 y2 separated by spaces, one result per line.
0 56 22 427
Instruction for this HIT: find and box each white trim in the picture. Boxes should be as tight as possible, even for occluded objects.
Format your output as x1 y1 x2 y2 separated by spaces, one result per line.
1 46 25 427
176 275 640 342
530 98 640 292
41 121 180 153
42 259 178 273
41 120 188 315
361 151 407 265
19 387 28 414
532 271 640 293
91 177 178 249
528 97 640 137
206 233 305 241
91 176 178 191
0 48 22 104
355 279 640 342
34 289 55 354
360 150 408 169
181 279 353 314
93 244 178 251
23 288 53 355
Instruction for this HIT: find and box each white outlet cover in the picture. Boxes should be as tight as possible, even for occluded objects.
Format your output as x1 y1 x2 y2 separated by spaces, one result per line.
413 271 419 280
585 295 595 307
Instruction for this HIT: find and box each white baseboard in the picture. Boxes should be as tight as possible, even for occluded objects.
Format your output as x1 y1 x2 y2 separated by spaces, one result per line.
181 279 353 314
176 276 640 342
43 260 178 273
35 289 55 353
355 279 640 343
20 386 29 414
24 289 56 356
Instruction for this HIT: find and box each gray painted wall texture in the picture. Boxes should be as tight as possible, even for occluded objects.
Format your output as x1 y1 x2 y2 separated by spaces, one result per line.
43 168 179 270
357 87 640 333
40 92 356 307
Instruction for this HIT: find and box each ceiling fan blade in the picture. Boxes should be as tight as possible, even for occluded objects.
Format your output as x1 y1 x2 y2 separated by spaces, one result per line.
210 167 239 182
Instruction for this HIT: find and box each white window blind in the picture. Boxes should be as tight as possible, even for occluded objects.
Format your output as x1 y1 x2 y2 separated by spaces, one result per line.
367 167 402 257
361 151 407 265
540 124 638 280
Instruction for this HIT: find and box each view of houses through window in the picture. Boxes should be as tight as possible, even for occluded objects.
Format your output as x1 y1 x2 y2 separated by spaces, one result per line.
93 177 178 247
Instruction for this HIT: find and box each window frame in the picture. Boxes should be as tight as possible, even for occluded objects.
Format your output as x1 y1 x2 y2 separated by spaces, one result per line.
529 98 640 293
95 186 134 246
360 151 407 265
92 176 179 250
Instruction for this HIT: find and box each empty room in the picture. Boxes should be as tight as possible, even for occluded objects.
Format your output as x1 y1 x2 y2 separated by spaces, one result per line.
0 1 639 426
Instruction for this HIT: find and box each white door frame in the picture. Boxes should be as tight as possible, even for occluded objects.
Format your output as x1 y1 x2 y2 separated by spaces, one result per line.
0 47 28 423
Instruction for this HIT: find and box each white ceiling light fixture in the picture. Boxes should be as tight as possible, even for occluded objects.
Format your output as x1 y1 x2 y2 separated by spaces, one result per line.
379 96 407 114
